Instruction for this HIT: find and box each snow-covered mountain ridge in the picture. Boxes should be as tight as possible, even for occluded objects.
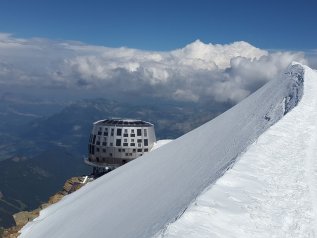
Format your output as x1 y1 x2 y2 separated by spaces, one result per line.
156 64 317 238
19 63 311 238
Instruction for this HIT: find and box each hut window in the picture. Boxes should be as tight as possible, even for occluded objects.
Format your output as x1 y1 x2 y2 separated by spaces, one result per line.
117 128 122 136
131 129 135 137
137 129 142 136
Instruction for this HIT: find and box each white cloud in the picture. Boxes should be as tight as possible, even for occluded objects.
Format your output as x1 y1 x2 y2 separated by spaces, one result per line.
171 40 267 69
0 33 313 105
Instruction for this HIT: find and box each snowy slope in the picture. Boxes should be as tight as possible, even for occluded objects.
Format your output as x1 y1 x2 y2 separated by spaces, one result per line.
19 64 306 238
156 65 317 238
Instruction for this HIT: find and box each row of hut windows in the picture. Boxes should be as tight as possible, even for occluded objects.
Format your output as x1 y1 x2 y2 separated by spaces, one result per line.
97 128 148 137
94 138 148 147
93 147 148 154
90 145 149 154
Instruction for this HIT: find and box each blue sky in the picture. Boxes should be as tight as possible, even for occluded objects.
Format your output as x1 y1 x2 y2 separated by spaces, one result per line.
1 0 316 50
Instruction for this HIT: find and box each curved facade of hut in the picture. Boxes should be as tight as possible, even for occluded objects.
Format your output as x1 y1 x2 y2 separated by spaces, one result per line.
85 119 156 174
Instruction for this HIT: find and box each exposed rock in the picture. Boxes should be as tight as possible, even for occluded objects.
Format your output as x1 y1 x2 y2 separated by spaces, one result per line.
2 176 87 238
13 209 40 227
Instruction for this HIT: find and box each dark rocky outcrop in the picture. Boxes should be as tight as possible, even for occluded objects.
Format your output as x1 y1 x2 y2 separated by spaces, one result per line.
2 177 86 238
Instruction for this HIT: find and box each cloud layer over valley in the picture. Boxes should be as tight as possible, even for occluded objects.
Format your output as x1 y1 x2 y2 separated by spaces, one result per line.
0 33 311 104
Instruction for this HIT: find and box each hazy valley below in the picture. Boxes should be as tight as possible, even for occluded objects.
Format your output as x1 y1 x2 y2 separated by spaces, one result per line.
0 94 230 228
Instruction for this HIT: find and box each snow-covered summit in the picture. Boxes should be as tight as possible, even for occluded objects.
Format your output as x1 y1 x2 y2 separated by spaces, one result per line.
19 63 313 238
171 40 267 69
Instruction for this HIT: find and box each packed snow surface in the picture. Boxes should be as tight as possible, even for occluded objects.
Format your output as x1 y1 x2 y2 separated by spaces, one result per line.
156 65 317 237
151 140 173 151
19 64 307 238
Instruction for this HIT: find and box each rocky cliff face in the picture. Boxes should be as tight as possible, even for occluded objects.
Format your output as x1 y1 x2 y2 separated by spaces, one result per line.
2 177 87 238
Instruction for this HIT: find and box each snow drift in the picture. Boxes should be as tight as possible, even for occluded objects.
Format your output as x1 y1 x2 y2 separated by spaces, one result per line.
156 64 317 238
19 63 307 238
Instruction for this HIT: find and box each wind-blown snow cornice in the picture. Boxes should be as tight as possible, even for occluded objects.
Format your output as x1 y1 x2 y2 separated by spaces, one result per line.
157 63 317 237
